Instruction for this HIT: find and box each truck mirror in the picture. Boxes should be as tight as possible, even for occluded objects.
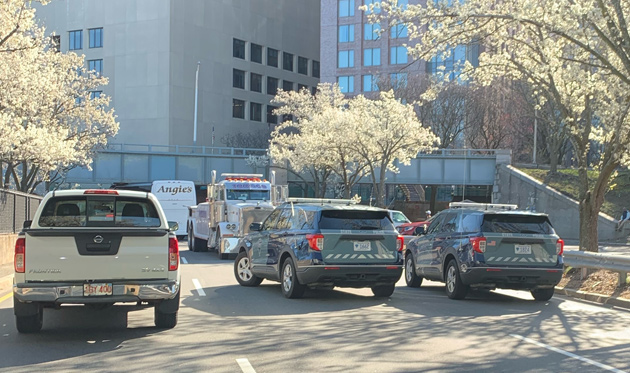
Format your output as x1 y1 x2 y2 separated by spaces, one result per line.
168 221 179 232
23 220 32 229
249 222 263 231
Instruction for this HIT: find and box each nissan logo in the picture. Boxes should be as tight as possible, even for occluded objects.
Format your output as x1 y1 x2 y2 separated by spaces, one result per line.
93 235 104 244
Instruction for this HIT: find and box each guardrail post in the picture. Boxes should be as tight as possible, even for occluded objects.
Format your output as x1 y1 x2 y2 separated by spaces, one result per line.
620 272 628 288
581 267 588 280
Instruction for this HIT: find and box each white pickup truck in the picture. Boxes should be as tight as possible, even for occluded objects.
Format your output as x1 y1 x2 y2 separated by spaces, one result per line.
13 189 181 333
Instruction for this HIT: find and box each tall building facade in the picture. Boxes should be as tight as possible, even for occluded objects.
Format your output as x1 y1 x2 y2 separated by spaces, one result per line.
35 0 321 149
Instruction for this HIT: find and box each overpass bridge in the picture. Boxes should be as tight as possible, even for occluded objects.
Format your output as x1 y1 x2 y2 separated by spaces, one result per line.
61 143 511 189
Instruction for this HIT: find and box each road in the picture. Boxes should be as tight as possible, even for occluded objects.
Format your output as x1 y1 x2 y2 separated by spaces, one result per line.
0 240 629 372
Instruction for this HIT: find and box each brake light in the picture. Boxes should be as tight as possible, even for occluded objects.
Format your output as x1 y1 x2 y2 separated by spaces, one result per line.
306 234 324 251
169 237 179 271
556 239 564 256
397 235 405 252
84 189 119 195
470 237 487 253
15 237 25 273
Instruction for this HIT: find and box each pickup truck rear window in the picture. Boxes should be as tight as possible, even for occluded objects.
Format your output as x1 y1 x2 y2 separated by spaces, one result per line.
38 196 161 227
318 210 394 231
481 214 554 234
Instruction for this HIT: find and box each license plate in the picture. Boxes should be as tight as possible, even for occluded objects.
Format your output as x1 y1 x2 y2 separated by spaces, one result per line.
515 245 532 254
83 283 113 296
353 241 371 251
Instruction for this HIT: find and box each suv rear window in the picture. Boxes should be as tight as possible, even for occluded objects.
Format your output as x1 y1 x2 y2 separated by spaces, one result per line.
481 214 554 234
38 196 161 227
318 210 394 231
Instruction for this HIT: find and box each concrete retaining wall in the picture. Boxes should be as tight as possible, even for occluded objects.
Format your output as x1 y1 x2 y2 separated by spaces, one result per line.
0 234 17 268
493 165 621 241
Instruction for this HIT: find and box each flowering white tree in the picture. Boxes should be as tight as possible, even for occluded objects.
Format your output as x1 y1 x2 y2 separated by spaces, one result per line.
369 0 630 252
0 0 118 192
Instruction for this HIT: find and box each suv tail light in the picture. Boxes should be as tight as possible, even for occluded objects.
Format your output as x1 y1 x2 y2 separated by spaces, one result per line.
397 235 405 252
306 234 324 251
15 237 25 273
470 237 487 253
556 239 564 255
169 237 179 271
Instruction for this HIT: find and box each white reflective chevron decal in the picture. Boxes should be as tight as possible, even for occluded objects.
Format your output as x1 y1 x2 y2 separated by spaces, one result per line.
368 254 374 259
351 254 358 259
520 258 528 262
488 257 496 261
359 254 366 259
334 254 342 259
528 258 535 262
496 257 503 262
512 257 520 262
536 258 542 262
343 254 350 259
326 254 333 259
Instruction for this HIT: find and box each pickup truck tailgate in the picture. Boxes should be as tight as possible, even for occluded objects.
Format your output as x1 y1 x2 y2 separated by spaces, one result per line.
25 229 170 281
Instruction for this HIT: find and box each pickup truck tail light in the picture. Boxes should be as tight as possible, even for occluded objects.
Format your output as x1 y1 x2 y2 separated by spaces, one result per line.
15 237 25 273
556 239 564 256
470 237 487 253
306 234 324 251
169 237 179 271
84 189 118 195
397 236 405 252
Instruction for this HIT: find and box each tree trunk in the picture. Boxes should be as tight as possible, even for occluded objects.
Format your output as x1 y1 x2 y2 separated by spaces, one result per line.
549 151 559 174
579 196 599 252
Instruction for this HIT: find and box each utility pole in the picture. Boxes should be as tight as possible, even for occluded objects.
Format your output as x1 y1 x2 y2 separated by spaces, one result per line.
193 61 200 147
533 108 538 164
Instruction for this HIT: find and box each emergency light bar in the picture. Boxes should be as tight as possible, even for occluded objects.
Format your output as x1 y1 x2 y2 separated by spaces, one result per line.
449 202 518 211
286 198 357 205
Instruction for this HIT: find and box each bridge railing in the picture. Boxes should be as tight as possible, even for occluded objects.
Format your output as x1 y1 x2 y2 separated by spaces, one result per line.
103 143 268 156
563 250 630 288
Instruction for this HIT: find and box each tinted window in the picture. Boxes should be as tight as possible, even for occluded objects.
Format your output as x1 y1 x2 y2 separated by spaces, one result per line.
276 208 292 230
39 196 160 227
318 210 394 230
426 213 445 234
460 213 483 233
439 212 459 234
481 214 554 234
262 208 281 230
290 208 316 230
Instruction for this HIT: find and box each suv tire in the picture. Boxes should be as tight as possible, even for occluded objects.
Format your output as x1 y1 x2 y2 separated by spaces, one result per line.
281 258 306 299
371 283 395 297
405 254 423 288
445 259 469 300
531 288 554 301
234 251 263 287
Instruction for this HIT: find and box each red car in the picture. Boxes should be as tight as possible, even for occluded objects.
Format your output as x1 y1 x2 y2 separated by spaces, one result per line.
397 220 430 236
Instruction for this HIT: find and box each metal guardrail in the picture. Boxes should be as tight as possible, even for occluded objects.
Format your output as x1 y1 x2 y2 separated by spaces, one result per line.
563 250 630 287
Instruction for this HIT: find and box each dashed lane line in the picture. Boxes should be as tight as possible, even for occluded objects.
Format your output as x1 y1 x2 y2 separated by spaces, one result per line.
510 334 627 373
236 358 257 373
181 257 188 264
192 279 206 296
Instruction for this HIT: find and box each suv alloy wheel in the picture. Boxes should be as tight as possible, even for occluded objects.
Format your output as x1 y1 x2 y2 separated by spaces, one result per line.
281 258 306 299
445 259 469 300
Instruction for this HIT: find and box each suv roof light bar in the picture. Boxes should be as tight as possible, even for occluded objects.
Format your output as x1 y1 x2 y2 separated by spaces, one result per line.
449 202 518 211
286 198 358 205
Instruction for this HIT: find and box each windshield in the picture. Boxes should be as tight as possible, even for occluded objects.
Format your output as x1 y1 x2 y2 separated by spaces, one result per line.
226 189 270 201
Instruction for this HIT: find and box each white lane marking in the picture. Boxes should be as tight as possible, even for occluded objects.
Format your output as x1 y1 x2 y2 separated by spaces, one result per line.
510 334 626 373
236 358 257 373
181 257 188 264
192 279 206 296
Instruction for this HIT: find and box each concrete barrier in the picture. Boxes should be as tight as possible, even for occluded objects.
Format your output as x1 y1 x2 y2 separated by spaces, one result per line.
0 233 17 268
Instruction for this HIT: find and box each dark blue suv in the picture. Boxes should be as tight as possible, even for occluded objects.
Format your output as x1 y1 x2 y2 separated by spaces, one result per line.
233 198 404 298
405 202 564 301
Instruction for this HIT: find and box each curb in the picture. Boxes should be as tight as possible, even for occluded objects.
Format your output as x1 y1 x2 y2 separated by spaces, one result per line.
555 286 630 310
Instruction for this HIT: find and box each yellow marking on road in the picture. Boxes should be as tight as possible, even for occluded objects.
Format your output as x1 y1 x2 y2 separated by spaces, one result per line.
0 292 12 303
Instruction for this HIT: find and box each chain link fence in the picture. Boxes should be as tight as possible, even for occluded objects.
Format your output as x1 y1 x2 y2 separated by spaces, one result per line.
0 189 42 234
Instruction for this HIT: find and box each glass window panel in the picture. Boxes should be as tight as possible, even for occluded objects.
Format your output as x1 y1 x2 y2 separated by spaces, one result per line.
267 48 278 67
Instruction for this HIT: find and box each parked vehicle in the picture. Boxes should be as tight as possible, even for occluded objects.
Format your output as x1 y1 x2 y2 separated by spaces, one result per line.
388 209 411 228
111 180 197 239
187 171 287 258
397 219 430 236
404 202 564 301
13 189 181 333
234 198 404 299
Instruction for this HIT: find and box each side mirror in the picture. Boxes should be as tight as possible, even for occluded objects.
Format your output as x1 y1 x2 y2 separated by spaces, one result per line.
250 222 263 231
414 226 426 236
23 220 32 229
168 221 179 232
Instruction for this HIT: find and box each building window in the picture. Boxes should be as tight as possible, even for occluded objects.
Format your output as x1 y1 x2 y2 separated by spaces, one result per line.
88 59 103 75
89 28 103 48
390 72 407 88
298 84 308 92
364 0 381 14
339 0 355 17
267 77 279 95
251 43 262 63
90 91 102 99
52 35 61 52
338 76 354 93
363 75 378 92
283 52 294 71
233 69 245 89
390 46 408 65
267 105 278 125
298 57 308 75
391 23 408 39
364 23 381 41
338 50 354 68
339 25 355 43
312 60 320 78
250 102 262 122
311 86 318 95
251 73 262 92
283 80 294 92
69 30 82 50
233 99 245 119
267 48 279 67
233 38 245 59
363 48 380 66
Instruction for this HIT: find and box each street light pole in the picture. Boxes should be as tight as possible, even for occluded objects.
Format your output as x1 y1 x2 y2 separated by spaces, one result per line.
193 61 200 147
533 108 538 164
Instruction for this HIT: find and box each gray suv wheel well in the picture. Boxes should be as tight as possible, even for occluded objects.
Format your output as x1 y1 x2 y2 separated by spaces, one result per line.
442 254 456 281
279 252 292 276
